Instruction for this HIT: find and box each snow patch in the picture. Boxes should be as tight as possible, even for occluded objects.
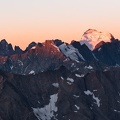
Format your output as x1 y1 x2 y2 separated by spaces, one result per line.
104 69 108 72
61 77 64 80
67 77 74 83
117 101 120 103
32 93 58 120
38 101 40 104
71 63 75 67
75 74 84 78
84 90 93 96
98 47 101 51
114 109 120 113
73 95 80 98
80 74 85 77
63 58 69 62
84 90 100 107
93 90 97 92
10 65 13 70
74 111 78 113
76 68 79 70
92 53 98 61
92 95 100 107
59 44 85 61
115 64 120 67
31 46 36 49
17 60 23 66
52 83 59 88
67 82 72 85
29 70 35 75
85 65 93 69
75 105 80 110
90 107 92 110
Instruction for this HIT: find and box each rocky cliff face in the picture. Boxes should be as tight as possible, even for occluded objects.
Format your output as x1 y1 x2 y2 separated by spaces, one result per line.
0 38 120 75
0 40 66 74
0 66 120 120
0 39 23 55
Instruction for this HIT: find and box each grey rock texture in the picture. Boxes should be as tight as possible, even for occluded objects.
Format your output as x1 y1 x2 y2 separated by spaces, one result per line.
0 67 120 120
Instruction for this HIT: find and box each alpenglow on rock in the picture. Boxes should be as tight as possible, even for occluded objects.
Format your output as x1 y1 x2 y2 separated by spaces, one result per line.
80 29 115 50
0 29 119 75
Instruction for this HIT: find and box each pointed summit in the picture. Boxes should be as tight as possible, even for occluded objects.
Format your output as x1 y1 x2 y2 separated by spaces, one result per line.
0 39 14 55
80 29 115 50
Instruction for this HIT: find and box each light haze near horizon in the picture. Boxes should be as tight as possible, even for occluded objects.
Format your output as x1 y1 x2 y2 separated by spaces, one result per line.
0 0 120 49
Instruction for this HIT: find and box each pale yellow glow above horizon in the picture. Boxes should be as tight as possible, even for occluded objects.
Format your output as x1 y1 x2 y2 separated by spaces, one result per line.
0 0 120 50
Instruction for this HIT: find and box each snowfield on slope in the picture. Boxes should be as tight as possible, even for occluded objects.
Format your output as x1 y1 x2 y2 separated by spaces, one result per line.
32 93 58 120
59 43 85 61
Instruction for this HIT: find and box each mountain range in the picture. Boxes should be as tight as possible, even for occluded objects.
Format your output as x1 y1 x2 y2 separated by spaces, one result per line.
0 29 120 120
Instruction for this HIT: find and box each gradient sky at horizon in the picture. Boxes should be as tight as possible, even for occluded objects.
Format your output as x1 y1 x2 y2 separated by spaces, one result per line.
0 0 120 49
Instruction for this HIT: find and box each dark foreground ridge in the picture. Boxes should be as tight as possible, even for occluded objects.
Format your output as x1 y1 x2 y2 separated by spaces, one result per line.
0 66 120 120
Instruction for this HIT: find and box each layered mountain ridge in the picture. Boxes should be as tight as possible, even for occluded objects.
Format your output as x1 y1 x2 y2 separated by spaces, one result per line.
0 29 120 120
1 65 120 120
0 29 119 75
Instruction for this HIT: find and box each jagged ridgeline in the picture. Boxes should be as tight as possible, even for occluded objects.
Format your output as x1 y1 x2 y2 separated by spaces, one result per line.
0 29 120 120
0 29 120 75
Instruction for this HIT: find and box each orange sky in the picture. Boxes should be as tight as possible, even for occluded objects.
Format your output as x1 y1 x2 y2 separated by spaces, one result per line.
0 0 120 50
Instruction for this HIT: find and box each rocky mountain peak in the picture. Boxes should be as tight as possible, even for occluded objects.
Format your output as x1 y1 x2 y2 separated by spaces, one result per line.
25 42 37 51
0 39 14 55
80 29 115 50
0 39 8 48
14 46 23 54
0 39 8 44
54 39 63 46
82 29 114 41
